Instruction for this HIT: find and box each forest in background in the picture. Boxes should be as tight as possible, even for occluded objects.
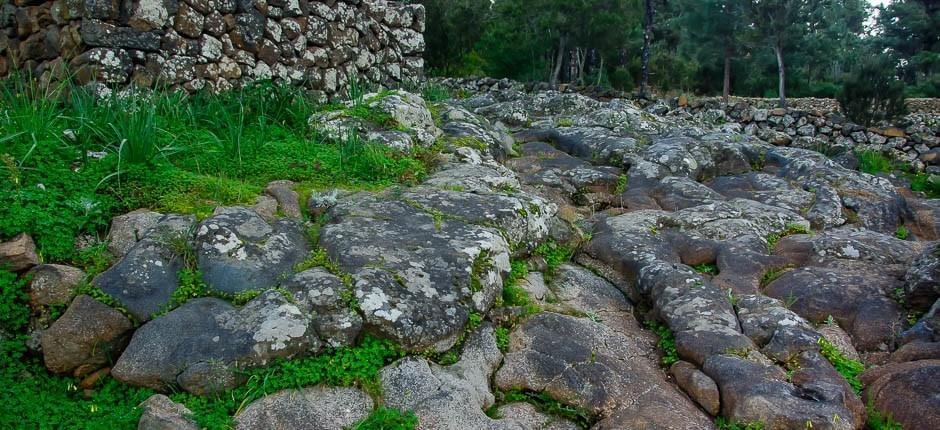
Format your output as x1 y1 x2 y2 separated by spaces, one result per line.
418 0 939 100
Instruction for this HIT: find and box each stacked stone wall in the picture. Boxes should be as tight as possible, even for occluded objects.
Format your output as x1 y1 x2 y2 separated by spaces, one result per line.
0 0 425 96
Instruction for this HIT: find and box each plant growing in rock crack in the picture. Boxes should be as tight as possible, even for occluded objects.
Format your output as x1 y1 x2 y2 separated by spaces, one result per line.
425 312 484 366
692 262 719 275
866 400 903 430
760 266 792 289
817 338 864 394
894 226 909 240
765 223 812 251
489 390 593 428
645 321 679 367
351 407 418 430
469 251 494 293
715 417 764 430
534 240 574 277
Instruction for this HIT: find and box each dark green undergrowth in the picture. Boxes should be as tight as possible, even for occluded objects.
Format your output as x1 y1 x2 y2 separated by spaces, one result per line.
715 417 764 430
534 240 574 276
866 401 904 430
169 336 405 429
1 267 407 429
0 78 428 263
856 150 940 198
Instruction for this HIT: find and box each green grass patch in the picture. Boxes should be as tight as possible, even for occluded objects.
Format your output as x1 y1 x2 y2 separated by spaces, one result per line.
645 320 679 367
907 172 940 198
895 226 910 240
0 79 428 262
499 260 540 316
817 338 864 394
857 150 894 175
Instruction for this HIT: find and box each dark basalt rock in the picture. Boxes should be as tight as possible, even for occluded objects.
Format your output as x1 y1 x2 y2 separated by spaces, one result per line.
195 207 308 295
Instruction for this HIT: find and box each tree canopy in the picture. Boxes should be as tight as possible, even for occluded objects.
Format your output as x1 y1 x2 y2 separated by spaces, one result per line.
417 0 939 99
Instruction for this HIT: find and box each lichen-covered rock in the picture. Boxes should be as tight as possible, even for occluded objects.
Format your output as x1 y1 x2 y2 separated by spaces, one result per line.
318 172 554 351
112 291 319 392
234 386 373 430
95 214 195 321
282 268 362 347
138 394 199 430
106 209 163 258
368 91 441 147
41 295 133 375
26 264 85 309
703 353 864 429
380 324 515 430
195 207 308 294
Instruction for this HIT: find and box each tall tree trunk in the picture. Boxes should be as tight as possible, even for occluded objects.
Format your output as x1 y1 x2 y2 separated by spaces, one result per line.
551 34 568 87
596 57 605 87
774 43 787 108
722 46 732 103
577 48 587 86
640 0 654 97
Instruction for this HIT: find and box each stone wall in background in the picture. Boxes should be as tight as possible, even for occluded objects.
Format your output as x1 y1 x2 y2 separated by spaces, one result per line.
433 77 940 172
662 97 940 173
0 0 425 97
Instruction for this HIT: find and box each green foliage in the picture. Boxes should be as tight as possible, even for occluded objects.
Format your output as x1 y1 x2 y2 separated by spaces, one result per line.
866 401 904 430
895 226 910 240
494 326 511 352
759 266 791 288
534 240 574 276
645 320 679 367
352 407 419 430
907 173 940 198
497 390 593 428
857 151 895 175
170 336 405 429
0 79 427 262
692 262 720 275
838 55 908 126
0 270 29 333
500 260 540 316
614 174 629 195
715 417 764 430
817 338 864 394
469 251 493 293
765 223 812 251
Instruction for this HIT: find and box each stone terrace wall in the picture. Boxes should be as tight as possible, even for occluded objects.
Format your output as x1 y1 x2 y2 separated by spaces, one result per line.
0 0 425 97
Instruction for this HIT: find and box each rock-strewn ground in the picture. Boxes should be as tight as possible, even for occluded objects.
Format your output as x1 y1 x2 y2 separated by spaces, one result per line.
22 87 940 429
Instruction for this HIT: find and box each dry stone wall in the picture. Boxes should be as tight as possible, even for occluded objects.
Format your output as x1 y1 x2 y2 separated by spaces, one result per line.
0 0 425 97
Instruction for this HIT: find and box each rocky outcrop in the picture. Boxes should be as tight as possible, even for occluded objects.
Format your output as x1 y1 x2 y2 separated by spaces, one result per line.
112 291 319 393
234 386 374 430
41 295 133 375
2 0 425 96
317 149 555 352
